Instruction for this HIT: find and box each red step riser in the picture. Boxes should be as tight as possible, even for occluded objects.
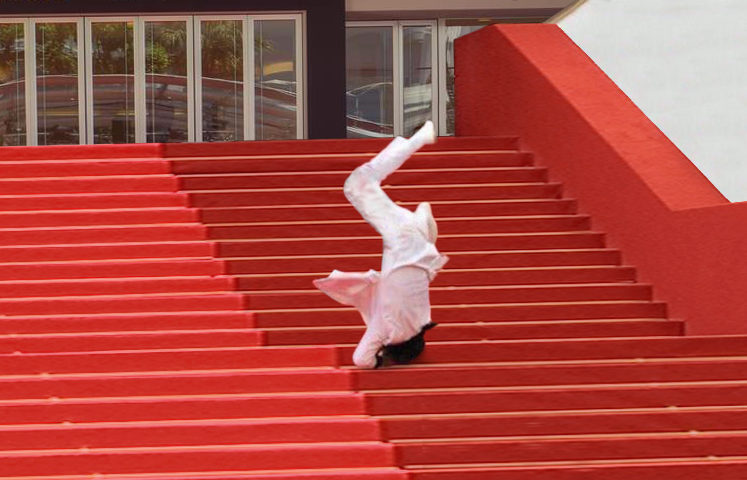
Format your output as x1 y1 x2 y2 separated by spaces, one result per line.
1 394 368 424
0 160 171 178
0 259 225 281
365 384 747 415
200 200 578 224
355 359 747 391
65 470 409 480
0 329 263 355
0 276 234 298
398 435 747 466
0 444 395 477
226 251 622 275
410 462 747 480
187 184 563 207
0 294 245 316
254 302 666 328
263 321 683 346
383 409 747 440
0 193 189 211
0 370 351 401
0 225 208 246
0 242 214 263
0 311 253 335
0 418 381 450
171 152 533 174
179 168 549 190
0 176 178 195
207 217 592 240
0 208 198 228
236 267 637 291
244 285 653 310
217 233 606 257
0 346 339 375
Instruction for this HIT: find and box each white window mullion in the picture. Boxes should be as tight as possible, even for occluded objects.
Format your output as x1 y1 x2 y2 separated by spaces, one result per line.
429 20 439 136
84 19 94 144
393 23 403 137
294 14 304 139
134 18 146 143
24 20 37 146
245 17 255 141
193 17 203 142
76 19 86 144
185 18 195 142
437 19 448 137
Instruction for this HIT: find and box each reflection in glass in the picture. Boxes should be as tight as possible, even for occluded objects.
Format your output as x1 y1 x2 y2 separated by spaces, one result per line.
145 21 189 143
91 22 135 144
345 26 393 138
402 25 433 137
36 23 80 145
0 23 26 146
201 20 243 142
255 20 297 141
444 25 483 135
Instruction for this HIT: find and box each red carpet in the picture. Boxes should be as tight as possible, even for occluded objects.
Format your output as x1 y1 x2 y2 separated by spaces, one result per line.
0 138 746 479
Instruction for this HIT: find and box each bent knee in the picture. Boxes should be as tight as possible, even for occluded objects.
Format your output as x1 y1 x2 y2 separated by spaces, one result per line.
344 166 376 203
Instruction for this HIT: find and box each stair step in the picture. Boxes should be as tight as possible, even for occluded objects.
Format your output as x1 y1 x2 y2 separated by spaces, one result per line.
244 284 653 310
0 159 171 178
408 459 747 480
0 241 214 263
0 208 198 228
0 369 350 401
207 216 592 240
200 199 578 223
0 328 263 355
217 232 607 257
0 276 233 298
0 175 178 195
0 258 224 281
0 442 395 476
0 417 381 450
0 224 207 246
381 406 747 440
226 249 622 275
171 151 533 174
237 266 636 291
187 183 563 207
0 345 339 375
0 392 368 424
0 192 189 211
254 301 666 328
262 320 682 345
179 167 549 190
0 293 245 316
0 310 253 335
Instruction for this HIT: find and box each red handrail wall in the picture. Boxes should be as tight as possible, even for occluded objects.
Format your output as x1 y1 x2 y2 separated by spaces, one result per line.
455 24 747 335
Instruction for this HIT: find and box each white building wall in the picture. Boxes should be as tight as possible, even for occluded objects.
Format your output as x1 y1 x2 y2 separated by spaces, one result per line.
555 0 747 202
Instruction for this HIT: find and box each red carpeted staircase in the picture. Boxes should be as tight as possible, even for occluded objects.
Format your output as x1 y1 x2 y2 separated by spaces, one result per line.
1 137 747 479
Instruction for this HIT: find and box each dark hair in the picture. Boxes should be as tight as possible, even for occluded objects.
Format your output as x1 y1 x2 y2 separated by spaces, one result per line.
382 333 426 365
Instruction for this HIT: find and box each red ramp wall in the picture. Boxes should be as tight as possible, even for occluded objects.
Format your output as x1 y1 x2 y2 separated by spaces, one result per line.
455 24 747 335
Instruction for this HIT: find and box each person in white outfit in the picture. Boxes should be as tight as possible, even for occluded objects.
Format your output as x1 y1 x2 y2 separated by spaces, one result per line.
313 121 449 368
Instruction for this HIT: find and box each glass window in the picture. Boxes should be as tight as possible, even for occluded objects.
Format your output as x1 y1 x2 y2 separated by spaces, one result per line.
36 22 81 145
345 26 394 138
255 19 297 141
0 23 27 146
200 19 244 142
90 21 135 144
402 24 433 137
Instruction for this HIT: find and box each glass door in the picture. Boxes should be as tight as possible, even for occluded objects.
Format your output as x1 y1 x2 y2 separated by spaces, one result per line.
0 21 28 146
401 21 436 137
85 18 139 144
32 19 85 145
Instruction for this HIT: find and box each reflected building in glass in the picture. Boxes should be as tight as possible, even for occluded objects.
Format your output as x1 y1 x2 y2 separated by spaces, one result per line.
0 0 567 146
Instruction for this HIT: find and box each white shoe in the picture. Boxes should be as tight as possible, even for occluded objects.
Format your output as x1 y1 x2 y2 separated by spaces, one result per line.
410 120 437 147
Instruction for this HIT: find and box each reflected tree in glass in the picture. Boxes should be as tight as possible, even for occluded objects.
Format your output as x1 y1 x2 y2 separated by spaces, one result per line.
255 20 297 141
145 21 189 143
91 22 135 144
402 25 433 137
36 23 80 145
0 23 26 146
345 26 394 138
201 20 243 142
444 25 482 135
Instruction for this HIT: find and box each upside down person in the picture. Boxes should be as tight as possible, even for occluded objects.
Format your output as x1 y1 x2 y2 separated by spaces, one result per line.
313 121 449 368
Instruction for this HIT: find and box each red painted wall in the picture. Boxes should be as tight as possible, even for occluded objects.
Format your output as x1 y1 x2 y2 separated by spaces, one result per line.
455 24 747 335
